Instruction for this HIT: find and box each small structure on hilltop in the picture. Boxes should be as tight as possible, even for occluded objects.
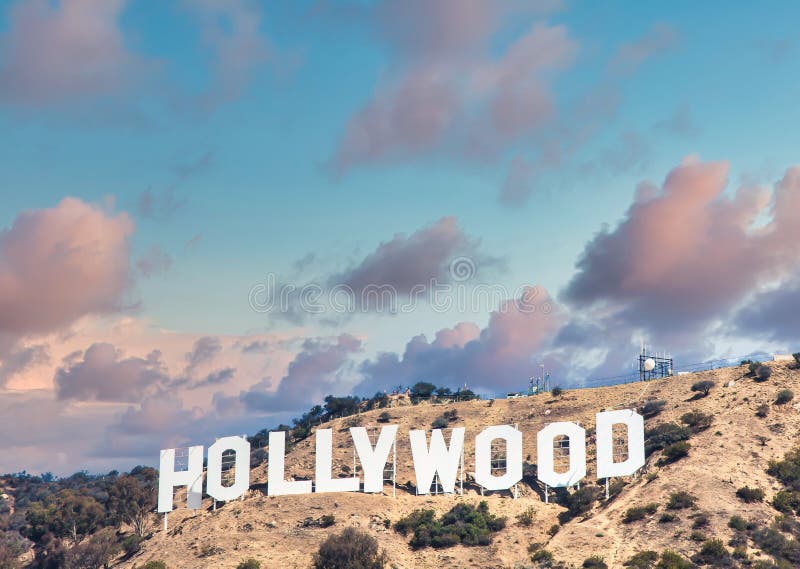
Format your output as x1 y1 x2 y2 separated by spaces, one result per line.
638 344 673 381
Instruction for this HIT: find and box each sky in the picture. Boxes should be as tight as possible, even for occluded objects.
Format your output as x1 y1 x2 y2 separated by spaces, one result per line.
1 0 800 475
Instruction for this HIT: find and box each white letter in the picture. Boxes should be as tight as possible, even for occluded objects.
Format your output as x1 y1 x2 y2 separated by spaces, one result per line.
596 409 645 479
537 422 586 488
315 428 360 493
351 425 398 493
158 445 203 513
409 427 464 494
474 425 523 491
268 431 312 496
206 436 251 502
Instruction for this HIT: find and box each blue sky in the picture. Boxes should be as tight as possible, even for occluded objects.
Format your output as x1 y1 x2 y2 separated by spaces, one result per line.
1 0 800 473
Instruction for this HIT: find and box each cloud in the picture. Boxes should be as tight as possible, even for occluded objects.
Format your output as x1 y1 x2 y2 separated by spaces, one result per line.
357 286 559 394
184 336 223 376
180 0 272 111
562 159 800 337
733 276 800 344
0 197 133 348
655 104 701 138
607 23 679 76
135 245 173 278
240 334 362 413
331 217 500 299
0 344 50 386
191 367 236 389
0 0 152 107
55 343 168 402
331 0 575 173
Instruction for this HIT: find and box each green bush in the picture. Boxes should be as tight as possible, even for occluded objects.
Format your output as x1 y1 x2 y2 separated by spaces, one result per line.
656 550 694 568
582 555 608 568
736 486 765 503
516 506 536 527
661 441 691 463
312 527 388 569
624 550 658 568
531 549 554 564
794 353 800 366
236 560 261 569
623 504 659 523
748 361 763 375
551 386 564 397
394 501 505 549
680 411 713 431
728 515 747 531
644 423 691 457
691 513 709 529
431 415 449 429
756 403 770 418
376 411 391 423
658 513 677 523
692 539 730 565
767 447 800 488
640 400 667 419
558 486 602 522
773 490 800 513
691 380 715 396
319 514 336 528
776 389 794 405
142 562 168 569
756 365 773 381
666 491 696 510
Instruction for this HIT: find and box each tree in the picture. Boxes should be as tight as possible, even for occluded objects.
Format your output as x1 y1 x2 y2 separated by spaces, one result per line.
108 468 157 537
434 387 452 397
410 382 436 400
312 527 388 569
323 395 361 417
63 527 120 569
25 490 105 545
690 380 715 397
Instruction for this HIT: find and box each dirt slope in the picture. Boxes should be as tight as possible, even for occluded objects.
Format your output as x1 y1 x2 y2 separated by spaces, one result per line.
122 361 800 568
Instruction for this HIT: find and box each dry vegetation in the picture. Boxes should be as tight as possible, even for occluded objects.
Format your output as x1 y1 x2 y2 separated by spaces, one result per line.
6 360 800 568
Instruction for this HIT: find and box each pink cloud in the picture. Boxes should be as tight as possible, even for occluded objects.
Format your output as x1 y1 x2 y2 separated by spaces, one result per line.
332 2 576 173
563 158 800 333
0 197 133 345
0 0 150 106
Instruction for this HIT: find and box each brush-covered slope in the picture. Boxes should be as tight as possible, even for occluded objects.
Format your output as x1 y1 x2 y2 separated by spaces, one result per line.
123 361 800 568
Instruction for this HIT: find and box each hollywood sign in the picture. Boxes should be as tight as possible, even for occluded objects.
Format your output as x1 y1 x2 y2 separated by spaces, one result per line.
157 409 644 513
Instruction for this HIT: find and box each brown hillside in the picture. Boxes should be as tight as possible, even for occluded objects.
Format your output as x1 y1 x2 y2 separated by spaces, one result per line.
122 361 800 568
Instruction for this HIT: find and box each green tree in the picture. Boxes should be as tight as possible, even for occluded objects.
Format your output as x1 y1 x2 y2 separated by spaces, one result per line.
108 468 157 537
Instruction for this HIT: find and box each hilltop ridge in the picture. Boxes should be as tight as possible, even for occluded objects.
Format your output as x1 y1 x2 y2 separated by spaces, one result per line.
124 361 800 568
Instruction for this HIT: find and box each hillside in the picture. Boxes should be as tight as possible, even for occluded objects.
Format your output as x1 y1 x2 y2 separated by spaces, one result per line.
123 361 800 568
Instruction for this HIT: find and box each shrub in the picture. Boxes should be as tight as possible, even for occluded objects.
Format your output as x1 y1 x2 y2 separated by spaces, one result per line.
776 389 795 405
749 361 763 375
728 515 747 531
691 513 709 529
794 353 800 367
773 490 800 513
666 491 696 510
756 365 773 381
658 513 677 523
559 486 602 522
312 527 388 569
624 551 658 568
394 501 505 549
756 403 770 418
531 549 554 564
661 441 691 463
691 380 715 396
767 448 800 488
582 555 608 569
122 534 143 557
644 423 691 457
657 550 694 568
640 400 667 419
319 514 336 528
680 411 713 431
736 486 765 503
623 504 659 523
236 560 261 569
551 386 564 398
516 506 536 527
692 539 730 565
547 523 560 536
376 411 391 423
142 563 168 569
431 415 450 429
